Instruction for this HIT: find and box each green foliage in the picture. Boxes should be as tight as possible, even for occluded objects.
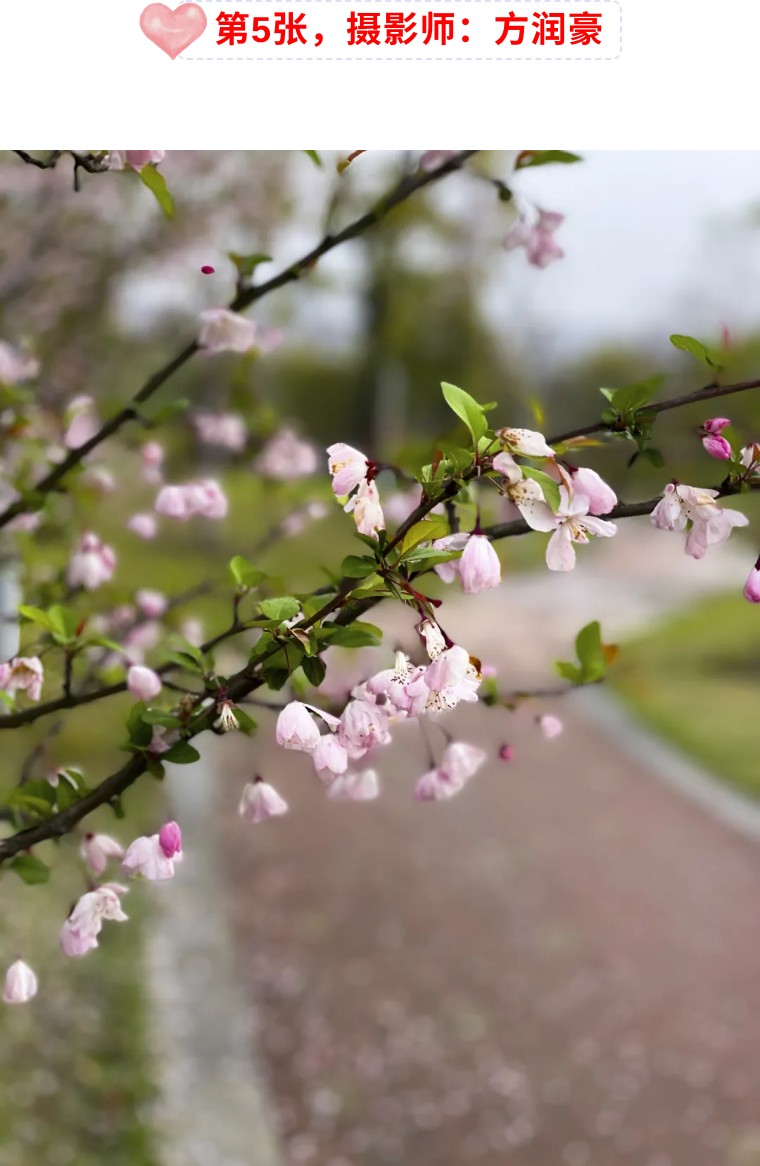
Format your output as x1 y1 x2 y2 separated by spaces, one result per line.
340 554 378 578
136 164 175 219
520 466 561 512
229 555 267 588
162 741 201 765
9 854 50 884
669 333 720 370
259 596 301 621
323 621 383 648
441 382 489 445
515 150 583 169
302 655 327 687
555 620 613 685
227 252 272 281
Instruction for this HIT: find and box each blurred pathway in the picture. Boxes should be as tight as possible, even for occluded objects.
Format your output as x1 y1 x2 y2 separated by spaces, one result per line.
213 520 760 1166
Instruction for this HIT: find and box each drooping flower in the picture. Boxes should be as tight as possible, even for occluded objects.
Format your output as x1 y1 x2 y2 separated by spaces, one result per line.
276 701 322 752
122 829 181 881
497 427 555 458
80 832 125 877
651 483 748 559
155 479 228 521
414 767 463 801
239 778 289 823
440 741 487 783
344 479 385 539
215 700 239 732
198 308 259 355
3 959 38 1004
743 558 760 604
312 733 349 778
423 645 481 710
459 533 501 593
432 532 469 584
418 618 447 660
327 768 380 801
538 714 563 739
127 665 162 702
326 443 369 497
67 532 116 590
135 589 168 619
338 700 392 758
504 209 565 268
60 886 128 958
0 656 44 702
255 429 319 479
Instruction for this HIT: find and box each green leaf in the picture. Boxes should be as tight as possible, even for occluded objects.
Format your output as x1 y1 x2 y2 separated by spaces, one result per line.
260 596 300 621
326 622 383 648
141 710 181 728
229 556 267 589
441 383 488 445
125 700 153 747
520 466 561 513
515 150 583 170
227 252 272 280
397 514 451 557
18 605 55 632
341 555 378 579
304 150 322 167
669 334 719 369
264 668 290 691
10 854 50 884
555 660 582 684
637 447 665 468
402 547 461 569
607 375 665 417
137 164 175 219
302 656 327 687
165 648 204 673
233 707 257 735
575 620 604 680
163 741 201 765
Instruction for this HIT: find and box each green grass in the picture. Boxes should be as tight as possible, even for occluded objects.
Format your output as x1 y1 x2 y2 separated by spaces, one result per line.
610 590 760 798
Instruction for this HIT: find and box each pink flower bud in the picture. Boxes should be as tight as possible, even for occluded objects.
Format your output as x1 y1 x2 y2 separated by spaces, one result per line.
459 533 501 594
127 665 162 702
80 832 124 876
499 744 514 761
3 959 38 1004
702 417 730 435
135 589 168 619
702 434 732 460
158 821 182 858
743 561 760 604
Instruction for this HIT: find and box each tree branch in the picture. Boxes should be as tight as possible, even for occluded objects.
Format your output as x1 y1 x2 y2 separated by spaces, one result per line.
0 151 477 532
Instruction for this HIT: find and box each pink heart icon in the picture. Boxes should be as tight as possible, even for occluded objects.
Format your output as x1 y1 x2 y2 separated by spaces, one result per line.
140 3 208 59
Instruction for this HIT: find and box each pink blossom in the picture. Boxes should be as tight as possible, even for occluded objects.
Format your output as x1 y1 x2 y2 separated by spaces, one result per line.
432 533 469 584
141 442 164 485
0 656 43 702
127 665 162 702
327 768 380 801
136 589 168 619
743 560 760 603
441 741 487 783
0 341 38 385
497 427 555 458
109 150 165 171
702 417 731 435
418 618 447 660
155 480 228 521
522 487 616 571
198 308 259 355
459 533 501 593
281 502 328 536
569 467 618 516
239 778 289 823
651 483 748 558
414 767 463 801
702 434 732 460
80 832 124 877
276 701 321 752
383 487 423 525
344 479 385 539
67 532 116 590
123 621 162 666
63 395 99 449
60 886 128 958
741 444 760 473
3 959 38 1004
499 744 514 761
192 411 248 452
504 208 565 268
148 725 176 755
255 428 319 479
538 714 563 739
326 442 369 497
338 700 392 758
423 645 481 710
365 650 426 716
180 619 204 648
122 833 181 880
313 733 349 778
158 821 182 858
127 513 157 540
492 450 523 484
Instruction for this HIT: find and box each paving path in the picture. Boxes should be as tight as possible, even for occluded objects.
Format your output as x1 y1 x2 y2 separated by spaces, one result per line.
211 521 760 1166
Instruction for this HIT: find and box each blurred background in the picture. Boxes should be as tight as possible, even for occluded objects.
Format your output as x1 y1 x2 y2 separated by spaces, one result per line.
1 150 760 1166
